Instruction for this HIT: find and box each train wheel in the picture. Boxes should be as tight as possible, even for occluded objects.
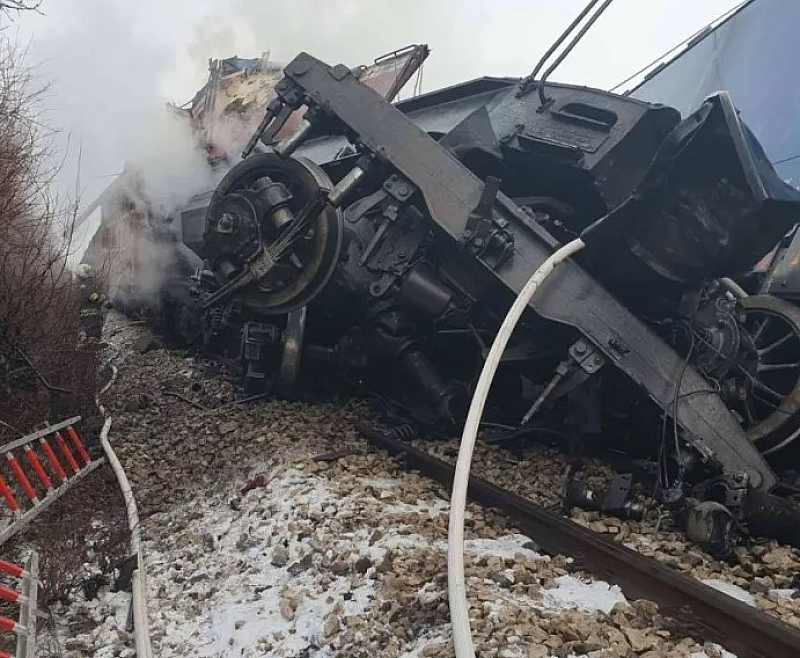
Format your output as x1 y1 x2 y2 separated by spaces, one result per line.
204 151 343 315
740 295 800 455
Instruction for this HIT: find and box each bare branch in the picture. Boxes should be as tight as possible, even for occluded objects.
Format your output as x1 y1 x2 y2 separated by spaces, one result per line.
0 36 100 439
0 1 42 15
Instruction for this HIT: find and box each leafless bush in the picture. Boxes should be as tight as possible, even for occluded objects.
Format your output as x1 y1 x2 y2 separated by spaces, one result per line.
0 1 41 15
0 38 99 439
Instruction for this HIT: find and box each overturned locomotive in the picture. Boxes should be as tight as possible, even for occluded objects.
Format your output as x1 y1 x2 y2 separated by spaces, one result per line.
146 47 800 549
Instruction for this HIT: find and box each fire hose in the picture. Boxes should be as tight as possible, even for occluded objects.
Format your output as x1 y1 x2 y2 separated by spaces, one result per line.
96 346 153 658
98 417 153 658
448 237 586 658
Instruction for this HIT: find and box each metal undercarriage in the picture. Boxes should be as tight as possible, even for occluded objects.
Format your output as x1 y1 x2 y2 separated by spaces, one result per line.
150 49 800 552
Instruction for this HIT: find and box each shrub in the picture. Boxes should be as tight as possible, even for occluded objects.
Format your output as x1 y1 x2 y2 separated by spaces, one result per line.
0 35 99 440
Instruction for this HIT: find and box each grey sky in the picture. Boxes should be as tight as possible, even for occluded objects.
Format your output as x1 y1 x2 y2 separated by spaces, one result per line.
9 0 742 209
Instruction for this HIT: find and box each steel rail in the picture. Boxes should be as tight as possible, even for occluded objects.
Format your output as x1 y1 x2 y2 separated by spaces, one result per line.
361 426 800 658
16 552 38 658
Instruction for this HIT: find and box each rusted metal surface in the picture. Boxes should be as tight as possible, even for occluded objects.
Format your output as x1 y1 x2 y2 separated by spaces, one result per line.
361 425 800 658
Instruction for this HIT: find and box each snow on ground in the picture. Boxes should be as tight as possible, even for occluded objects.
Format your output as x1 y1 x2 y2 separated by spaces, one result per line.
46 589 134 657
690 647 737 658
144 463 570 657
91 326 746 657
701 579 756 607
142 450 739 657
146 468 385 656
540 575 626 615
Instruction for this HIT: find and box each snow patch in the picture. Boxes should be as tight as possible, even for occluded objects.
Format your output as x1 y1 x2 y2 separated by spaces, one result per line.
384 498 448 517
771 588 796 600
398 629 450 658
690 644 738 658
540 574 626 614
701 579 756 607
464 534 546 560
51 588 133 657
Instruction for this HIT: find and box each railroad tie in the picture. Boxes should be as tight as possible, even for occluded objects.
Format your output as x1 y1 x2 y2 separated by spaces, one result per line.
66 426 91 466
5 453 38 506
38 437 66 482
22 446 51 492
0 475 19 518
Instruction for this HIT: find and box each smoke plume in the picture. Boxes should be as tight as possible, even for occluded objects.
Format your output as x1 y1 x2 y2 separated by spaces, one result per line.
17 0 740 218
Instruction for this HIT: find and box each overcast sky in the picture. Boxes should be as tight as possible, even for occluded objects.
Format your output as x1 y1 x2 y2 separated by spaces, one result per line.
7 0 743 209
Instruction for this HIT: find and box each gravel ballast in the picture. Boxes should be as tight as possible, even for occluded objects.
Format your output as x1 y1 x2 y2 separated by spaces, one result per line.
62 319 792 656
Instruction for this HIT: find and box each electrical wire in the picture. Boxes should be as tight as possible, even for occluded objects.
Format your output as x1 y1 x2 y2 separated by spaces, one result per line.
671 332 695 480
771 152 800 167
522 0 602 89
448 237 585 658
609 0 754 94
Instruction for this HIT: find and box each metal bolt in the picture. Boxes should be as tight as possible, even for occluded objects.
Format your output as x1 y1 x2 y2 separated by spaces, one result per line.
291 61 309 76
574 342 587 355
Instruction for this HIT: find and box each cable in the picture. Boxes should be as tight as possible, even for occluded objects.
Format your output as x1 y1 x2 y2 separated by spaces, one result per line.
98 417 154 658
95 338 153 658
719 277 748 300
609 0 753 94
538 0 615 107
448 237 585 658
771 152 800 167
671 332 695 479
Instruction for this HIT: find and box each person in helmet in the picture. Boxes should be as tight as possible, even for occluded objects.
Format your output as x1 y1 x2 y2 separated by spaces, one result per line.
75 263 108 340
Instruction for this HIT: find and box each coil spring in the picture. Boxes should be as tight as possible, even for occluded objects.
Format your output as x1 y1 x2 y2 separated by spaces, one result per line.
385 424 417 441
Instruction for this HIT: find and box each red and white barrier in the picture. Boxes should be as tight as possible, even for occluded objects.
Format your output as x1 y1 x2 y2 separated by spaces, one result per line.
0 552 38 658
0 418 105 546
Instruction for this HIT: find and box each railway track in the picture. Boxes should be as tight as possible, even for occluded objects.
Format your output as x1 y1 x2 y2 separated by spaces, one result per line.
360 424 800 658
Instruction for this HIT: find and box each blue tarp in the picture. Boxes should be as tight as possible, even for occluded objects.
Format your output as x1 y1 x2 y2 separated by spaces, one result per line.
631 0 800 188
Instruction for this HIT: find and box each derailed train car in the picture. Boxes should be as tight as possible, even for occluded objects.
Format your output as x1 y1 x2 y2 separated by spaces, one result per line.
189 70 800 549
100 9 800 552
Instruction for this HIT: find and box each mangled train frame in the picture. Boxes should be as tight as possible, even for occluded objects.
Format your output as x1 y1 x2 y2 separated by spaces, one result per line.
103 42 800 551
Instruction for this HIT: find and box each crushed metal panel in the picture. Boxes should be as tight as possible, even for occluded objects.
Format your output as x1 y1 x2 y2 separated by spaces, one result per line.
353 44 429 102
189 46 429 159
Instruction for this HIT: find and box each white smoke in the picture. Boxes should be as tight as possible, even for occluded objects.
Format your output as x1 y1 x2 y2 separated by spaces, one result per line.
13 2 219 217
123 106 217 218
16 0 741 214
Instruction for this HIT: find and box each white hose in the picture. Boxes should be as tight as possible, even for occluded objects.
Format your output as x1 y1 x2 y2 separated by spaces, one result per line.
448 237 586 658
99 417 154 658
719 277 748 300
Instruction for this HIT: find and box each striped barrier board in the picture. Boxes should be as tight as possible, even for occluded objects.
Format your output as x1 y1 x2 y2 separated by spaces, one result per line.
0 418 105 546
0 552 38 658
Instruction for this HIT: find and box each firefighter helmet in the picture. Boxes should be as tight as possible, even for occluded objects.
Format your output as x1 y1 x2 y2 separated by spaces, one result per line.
76 263 93 279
